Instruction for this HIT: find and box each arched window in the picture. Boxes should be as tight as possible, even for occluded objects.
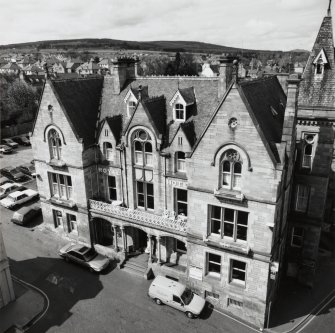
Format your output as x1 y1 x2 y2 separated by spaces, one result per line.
133 130 152 167
220 149 242 190
103 142 113 161
175 103 185 120
302 133 316 169
48 129 62 160
176 151 186 172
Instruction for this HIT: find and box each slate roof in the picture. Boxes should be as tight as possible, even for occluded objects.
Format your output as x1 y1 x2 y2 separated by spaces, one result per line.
298 14 335 108
100 76 220 149
50 77 103 148
179 87 195 105
238 76 287 161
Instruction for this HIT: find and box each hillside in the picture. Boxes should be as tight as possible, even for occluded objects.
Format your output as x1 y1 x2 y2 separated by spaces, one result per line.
0 38 308 55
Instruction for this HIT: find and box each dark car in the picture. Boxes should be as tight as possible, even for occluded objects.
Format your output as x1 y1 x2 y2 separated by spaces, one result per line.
13 136 31 146
59 243 110 272
11 205 41 225
17 164 37 177
0 167 29 182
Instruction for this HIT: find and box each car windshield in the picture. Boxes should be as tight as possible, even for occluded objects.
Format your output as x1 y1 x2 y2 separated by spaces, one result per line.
83 249 97 262
181 288 194 305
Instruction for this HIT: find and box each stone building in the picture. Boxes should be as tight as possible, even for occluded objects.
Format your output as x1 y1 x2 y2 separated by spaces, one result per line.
286 6 335 286
30 5 334 329
0 223 15 309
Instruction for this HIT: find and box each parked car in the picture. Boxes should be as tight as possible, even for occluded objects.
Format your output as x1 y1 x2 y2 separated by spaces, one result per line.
0 145 13 154
0 167 29 182
0 189 39 209
1 139 18 149
17 164 37 177
11 204 41 225
12 136 31 146
0 182 24 199
148 276 206 318
0 176 12 186
59 243 110 272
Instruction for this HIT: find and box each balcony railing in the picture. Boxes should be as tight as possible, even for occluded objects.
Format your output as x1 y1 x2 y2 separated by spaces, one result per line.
89 199 188 234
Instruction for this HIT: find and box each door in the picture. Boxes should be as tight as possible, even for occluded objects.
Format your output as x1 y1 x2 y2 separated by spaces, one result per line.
170 295 185 311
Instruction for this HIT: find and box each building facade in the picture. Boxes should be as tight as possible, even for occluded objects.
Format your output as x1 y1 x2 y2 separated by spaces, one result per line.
30 7 334 329
286 8 335 286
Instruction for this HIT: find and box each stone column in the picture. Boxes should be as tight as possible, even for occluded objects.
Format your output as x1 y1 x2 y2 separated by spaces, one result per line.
121 226 127 254
157 236 161 264
113 225 118 252
146 235 152 262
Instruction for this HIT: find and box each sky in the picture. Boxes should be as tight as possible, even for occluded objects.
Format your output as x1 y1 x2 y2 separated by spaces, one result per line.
0 0 332 51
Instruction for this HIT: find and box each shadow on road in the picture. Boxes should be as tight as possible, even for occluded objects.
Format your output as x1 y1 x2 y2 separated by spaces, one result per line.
199 301 214 320
8 255 113 333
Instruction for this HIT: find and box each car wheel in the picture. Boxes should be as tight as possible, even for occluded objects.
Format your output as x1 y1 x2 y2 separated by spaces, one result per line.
186 312 194 319
155 298 162 305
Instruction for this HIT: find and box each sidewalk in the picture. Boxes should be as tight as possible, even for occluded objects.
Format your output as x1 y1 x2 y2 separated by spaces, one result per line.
267 254 335 333
0 277 47 333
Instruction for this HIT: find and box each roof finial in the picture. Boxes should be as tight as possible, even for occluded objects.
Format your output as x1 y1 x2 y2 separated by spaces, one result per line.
328 0 332 16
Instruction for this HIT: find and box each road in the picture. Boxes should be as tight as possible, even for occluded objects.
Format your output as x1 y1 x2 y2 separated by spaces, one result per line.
1 205 256 333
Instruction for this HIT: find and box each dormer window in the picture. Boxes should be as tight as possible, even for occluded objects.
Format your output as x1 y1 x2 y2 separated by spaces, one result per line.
176 151 186 172
103 142 113 161
313 49 328 77
128 101 136 116
175 103 185 121
302 133 317 169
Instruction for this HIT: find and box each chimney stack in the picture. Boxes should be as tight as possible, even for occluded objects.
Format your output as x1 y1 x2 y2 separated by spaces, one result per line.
218 55 235 99
281 74 301 157
111 57 138 95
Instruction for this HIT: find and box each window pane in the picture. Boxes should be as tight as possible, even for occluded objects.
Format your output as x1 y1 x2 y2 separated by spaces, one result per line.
222 173 231 186
236 225 247 240
147 196 154 209
237 211 248 226
177 202 187 216
177 189 187 202
224 223 234 237
234 260 246 270
145 153 153 166
137 181 144 194
209 253 221 263
109 188 117 201
145 142 152 153
212 206 221 219
224 208 234 222
304 144 312 155
211 219 221 234
234 162 241 174
177 160 186 171
223 161 230 172
67 176 72 186
146 183 153 195
135 152 143 165
138 194 145 207
233 174 241 189
108 176 116 187
52 173 57 182
135 141 143 151
177 151 185 160
59 174 65 185
209 262 221 273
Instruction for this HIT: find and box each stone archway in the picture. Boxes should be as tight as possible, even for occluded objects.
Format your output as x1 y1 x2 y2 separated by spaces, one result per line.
93 218 114 247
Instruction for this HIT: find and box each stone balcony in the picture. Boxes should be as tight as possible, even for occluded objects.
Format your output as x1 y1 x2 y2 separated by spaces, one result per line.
89 199 188 235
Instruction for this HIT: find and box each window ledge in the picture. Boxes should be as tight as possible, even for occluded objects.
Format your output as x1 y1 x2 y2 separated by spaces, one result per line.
214 188 244 201
229 280 246 289
48 159 66 168
165 171 188 180
205 237 249 254
49 197 77 209
204 273 221 282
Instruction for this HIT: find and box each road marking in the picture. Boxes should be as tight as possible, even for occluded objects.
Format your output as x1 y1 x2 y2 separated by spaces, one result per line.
295 292 335 333
213 308 261 332
12 275 50 331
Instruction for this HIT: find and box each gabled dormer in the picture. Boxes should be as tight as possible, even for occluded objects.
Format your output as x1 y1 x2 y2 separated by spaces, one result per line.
313 48 329 76
124 85 149 117
169 87 195 122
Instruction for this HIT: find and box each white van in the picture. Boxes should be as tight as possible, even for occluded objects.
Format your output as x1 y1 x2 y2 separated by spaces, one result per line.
148 276 206 318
